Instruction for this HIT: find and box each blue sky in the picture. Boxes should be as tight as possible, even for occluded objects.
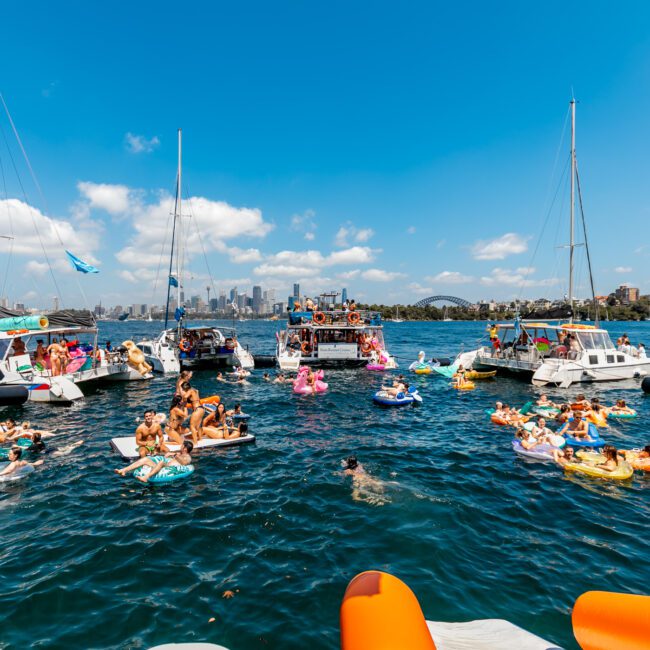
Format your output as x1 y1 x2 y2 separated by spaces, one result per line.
1 1 649 309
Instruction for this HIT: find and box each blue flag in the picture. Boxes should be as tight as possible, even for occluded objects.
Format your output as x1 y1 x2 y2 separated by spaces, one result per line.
513 315 521 341
174 307 185 322
66 250 99 274
169 275 179 287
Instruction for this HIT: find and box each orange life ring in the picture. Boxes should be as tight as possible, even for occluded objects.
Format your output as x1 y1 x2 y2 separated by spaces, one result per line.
179 340 191 353
312 311 326 325
301 341 312 354
348 312 361 325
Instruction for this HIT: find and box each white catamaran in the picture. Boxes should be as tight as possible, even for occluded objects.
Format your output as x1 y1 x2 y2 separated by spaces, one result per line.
138 130 253 374
458 100 650 387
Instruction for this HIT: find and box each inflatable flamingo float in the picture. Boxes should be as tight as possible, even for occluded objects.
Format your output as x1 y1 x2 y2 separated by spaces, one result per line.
293 366 328 394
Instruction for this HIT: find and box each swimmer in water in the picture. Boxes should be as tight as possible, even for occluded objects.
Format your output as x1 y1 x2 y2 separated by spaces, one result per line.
216 372 226 383
273 373 286 384
552 446 576 466
263 372 271 381
0 448 44 476
341 456 389 506
115 441 193 483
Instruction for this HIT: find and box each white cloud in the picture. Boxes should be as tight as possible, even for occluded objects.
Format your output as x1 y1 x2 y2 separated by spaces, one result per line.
480 267 559 287
335 222 375 247
361 268 406 282
337 270 361 280
125 132 160 154
408 282 433 295
425 271 475 284
0 199 100 268
290 209 317 241
471 232 529 260
253 246 375 278
114 191 273 281
77 181 133 217
614 266 632 273
406 226 417 235
228 247 263 264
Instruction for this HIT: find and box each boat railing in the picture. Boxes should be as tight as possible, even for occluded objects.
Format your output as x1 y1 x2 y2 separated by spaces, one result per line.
287 310 381 327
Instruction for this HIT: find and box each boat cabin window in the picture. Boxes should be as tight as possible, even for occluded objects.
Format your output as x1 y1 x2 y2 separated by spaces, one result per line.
588 355 598 365
606 355 614 364
617 355 624 363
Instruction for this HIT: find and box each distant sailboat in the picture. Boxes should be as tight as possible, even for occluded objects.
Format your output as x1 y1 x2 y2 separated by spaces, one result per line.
391 306 404 323
443 306 452 322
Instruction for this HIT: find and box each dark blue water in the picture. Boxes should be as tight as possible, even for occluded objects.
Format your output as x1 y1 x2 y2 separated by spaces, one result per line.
0 320 648 649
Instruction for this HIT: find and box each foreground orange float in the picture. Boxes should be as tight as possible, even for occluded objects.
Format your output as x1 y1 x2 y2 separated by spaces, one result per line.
340 571 436 650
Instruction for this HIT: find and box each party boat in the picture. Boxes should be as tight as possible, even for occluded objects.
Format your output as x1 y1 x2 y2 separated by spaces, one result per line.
0 309 151 403
276 305 397 370
458 100 650 387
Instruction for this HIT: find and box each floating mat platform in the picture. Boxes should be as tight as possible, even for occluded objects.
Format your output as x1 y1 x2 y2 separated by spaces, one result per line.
111 434 256 459
426 619 562 650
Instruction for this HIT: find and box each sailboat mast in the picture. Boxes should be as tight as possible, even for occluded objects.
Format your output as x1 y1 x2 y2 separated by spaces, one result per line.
177 129 182 313
163 129 182 330
569 99 576 319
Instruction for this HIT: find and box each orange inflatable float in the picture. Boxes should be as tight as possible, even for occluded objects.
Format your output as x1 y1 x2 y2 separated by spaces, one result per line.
199 395 220 406
340 571 436 650
573 590 650 650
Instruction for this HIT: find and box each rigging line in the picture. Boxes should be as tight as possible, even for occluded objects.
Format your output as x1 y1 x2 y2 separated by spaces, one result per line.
574 159 600 325
183 185 220 304
517 153 571 302
164 171 180 329
0 151 15 298
151 177 179 305
0 117 64 303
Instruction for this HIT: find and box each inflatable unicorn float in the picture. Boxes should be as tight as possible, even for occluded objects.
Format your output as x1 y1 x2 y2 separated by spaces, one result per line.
293 365 328 395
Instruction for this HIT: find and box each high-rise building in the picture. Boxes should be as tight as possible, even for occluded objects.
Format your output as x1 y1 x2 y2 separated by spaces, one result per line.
0 296 8 308
293 283 300 299
53 296 60 311
191 295 200 310
209 298 219 312
288 296 295 310
14 303 25 312
218 292 227 311
342 288 348 304
230 287 238 303
237 293 247 309
615 285 640 304
252 285 262 313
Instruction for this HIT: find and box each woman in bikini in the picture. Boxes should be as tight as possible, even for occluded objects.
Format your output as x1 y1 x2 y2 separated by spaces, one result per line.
202 402 228 439
180 381 205 444
166 395 188 445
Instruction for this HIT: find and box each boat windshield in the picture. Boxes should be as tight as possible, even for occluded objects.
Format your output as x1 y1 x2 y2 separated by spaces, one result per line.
574 330 613 350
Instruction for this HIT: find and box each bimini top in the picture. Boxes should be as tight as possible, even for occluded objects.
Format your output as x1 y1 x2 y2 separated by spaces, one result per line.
0 308 97 340
492 321 607 334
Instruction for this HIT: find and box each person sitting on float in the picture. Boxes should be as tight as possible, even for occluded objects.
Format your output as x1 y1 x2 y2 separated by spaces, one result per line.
555 404 572 423
382 380 408 398
514 426 540 450
595 445 620 472
530 417 554 442
609 399 635 415
559 411 592 441
452 364 468 387
115 441 193 483
536 393 559 408
0 448 44 476
493 401 506 418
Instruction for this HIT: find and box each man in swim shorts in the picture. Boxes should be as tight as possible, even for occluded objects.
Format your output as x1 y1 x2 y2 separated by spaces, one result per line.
135 409 167 457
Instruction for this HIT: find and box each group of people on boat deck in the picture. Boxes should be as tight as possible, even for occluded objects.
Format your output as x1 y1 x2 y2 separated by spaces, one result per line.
616 334 646 358
292 298 357 312
132 370 247 459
